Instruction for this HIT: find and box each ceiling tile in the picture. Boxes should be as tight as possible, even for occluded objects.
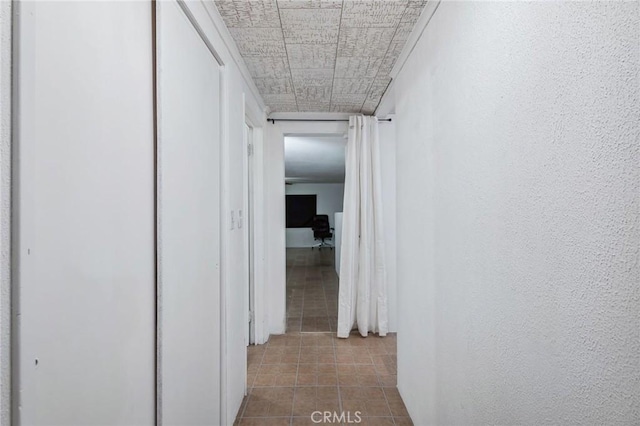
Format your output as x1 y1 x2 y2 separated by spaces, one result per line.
291 69 334 87
330 103 365 113
365 77 391 102
297 102 331 112
277 0 342 9
280 8 341 30
386 36 408 60
281 9 341 44
214 0 281 28
335 57 383 78
361 101 378 115
214 0 428 113
283 28 340 44
402 0 428 23
244 57 290 78
254 77 294 95
341 1 407 28
295 86 332 102
331 93 367 107
393 21 416 42
377 54 395 78
333 78 374 95
287 44 337 69
337 27 396 57
228 28 286 56
262 94 298 111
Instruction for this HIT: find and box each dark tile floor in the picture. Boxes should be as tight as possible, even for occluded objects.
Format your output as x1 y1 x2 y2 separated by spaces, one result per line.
235 248 412 426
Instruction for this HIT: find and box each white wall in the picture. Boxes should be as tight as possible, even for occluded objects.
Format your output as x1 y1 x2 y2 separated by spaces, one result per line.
157 2 267 423
15 2 156 423
8 1 267 424
0 1 10 423
220 33 267 426
264 123 288 337
394 2 639 424
286 183 344 248
378 119 397 333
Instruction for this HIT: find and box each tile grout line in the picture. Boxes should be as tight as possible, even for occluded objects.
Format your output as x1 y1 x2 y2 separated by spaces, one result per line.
239 341 266 421
274 0 299 112
328 0 345 112
290 339 301 426
332 327 344 419
359 2 410 114
290 258 307 425
382 386 397 426
375 341 395 424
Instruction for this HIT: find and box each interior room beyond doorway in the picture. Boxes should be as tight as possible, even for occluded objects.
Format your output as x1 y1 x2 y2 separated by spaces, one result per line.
284 134 346 251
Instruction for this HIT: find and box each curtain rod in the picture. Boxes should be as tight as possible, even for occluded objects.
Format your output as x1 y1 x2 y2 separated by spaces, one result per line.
267 118 392 124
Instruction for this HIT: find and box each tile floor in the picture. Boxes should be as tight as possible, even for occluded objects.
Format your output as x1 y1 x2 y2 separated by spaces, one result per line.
286 248 338 333
234 249 413 426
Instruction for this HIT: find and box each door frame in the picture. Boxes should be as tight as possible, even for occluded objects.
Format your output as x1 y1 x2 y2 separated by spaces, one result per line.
244 99 267 345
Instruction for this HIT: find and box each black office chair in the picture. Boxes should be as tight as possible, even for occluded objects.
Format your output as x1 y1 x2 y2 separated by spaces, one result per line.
311 214 333 250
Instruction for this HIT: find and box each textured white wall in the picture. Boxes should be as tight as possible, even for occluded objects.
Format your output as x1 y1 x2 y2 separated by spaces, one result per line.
264 122 288 336
0 1 10 424
395 2 639 424
378 120 397 333
5 1 267 424
188 2 267 422
221 39 266 426
286 183 344 248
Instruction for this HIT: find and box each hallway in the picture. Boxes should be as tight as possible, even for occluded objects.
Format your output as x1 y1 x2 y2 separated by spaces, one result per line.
236 249 411 425
2 1 638 424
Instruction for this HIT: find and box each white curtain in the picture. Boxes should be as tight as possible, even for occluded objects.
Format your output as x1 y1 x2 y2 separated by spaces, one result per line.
337 115 388 338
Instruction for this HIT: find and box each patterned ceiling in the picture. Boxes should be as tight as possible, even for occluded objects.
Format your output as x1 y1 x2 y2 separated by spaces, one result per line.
214 0 428 114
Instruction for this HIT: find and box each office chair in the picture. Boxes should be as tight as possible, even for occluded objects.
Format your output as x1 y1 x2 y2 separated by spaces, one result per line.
311 214 333 250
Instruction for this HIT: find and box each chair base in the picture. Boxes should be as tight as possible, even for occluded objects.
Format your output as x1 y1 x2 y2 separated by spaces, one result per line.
311 241 333 250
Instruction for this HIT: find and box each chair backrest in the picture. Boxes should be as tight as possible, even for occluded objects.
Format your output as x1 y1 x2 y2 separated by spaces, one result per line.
312 215 331 236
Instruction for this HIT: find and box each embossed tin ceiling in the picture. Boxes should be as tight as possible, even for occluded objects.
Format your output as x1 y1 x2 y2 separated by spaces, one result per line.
214 0 427 114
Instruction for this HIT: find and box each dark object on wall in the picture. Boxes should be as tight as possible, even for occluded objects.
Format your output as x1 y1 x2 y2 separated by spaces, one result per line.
311 215 333 250
286 195 317 228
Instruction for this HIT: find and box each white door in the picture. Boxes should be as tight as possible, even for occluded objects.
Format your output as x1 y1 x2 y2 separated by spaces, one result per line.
156 1 222 424
15 2 156 424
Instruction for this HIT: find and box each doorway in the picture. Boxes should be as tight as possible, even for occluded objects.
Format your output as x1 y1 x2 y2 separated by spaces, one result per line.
284 134 346 333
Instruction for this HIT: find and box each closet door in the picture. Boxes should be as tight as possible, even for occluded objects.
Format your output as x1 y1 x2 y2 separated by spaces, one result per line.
156 1 222 424
15 2 156 424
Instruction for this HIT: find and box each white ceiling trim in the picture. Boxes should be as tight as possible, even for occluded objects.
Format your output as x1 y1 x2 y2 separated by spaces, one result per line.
389 0 441 80
376 0 440 116
268 111 353 121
